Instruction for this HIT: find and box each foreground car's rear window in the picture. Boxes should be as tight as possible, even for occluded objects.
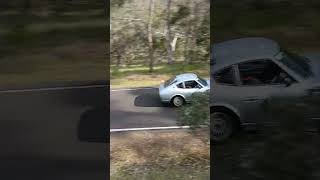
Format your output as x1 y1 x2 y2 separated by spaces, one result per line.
164 77 177 87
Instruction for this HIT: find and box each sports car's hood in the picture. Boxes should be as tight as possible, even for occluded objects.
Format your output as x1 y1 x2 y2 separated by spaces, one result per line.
205 78 210 87
299 53 320 92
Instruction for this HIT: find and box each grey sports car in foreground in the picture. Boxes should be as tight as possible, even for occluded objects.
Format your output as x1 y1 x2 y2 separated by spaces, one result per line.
159 73 210 107
211 37 320 141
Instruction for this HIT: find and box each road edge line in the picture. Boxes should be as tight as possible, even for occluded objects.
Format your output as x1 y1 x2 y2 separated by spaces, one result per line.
110 87 157 92
0 84 108 93
110 126 191 132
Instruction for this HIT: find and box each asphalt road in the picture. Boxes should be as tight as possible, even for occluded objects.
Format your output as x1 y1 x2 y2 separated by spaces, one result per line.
0 85 179 179
0 84 108 180
110 87 179 129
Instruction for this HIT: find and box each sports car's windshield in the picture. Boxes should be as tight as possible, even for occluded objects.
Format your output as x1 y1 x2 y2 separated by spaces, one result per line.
276 51 312 79
198 77 208 86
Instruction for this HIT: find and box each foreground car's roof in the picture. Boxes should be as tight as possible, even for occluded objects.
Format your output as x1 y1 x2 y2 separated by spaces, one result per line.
211 37 280 69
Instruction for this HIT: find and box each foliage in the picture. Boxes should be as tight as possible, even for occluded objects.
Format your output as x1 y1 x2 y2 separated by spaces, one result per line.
0 1 107 87
250 95 320 179
212 0 320 52
110 0 210 68
170 5 190 25
178 92 210 129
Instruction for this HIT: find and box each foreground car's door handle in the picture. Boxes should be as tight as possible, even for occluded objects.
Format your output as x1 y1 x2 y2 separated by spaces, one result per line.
243 97 263 102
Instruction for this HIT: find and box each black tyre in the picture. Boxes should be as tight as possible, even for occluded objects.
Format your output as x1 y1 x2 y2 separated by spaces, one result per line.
171 96 184 107
211 111 236 142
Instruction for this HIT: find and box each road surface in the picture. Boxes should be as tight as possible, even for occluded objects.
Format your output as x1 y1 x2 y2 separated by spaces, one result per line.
0 83 108 180
110 87 179 129
0 84 180 179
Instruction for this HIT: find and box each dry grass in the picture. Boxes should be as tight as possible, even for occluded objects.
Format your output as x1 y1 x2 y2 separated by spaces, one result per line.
110 129 210 180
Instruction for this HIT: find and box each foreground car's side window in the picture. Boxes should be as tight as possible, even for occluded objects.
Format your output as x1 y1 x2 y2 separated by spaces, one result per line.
238 59 291 86
214 67 236 85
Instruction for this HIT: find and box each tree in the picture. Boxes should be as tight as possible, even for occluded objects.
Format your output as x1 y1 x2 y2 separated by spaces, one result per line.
147 0 155 72
165 0 174 64
110 0 209 67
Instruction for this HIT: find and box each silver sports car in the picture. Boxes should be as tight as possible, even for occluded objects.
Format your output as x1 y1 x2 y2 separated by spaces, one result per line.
211 37 320 141
159 73 210 107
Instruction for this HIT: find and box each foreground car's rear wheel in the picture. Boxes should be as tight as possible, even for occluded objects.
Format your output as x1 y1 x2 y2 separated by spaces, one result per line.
211 112 236 142
172 96 184 107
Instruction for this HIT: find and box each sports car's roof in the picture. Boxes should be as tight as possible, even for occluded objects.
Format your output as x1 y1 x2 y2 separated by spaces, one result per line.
175 73 198 82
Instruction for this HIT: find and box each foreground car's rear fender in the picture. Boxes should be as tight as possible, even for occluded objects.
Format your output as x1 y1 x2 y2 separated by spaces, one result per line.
210 103 242 123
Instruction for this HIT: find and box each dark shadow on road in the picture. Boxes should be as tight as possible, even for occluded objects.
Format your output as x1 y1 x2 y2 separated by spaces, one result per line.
129 88 170 107
134 93 170 107
78 106 108 143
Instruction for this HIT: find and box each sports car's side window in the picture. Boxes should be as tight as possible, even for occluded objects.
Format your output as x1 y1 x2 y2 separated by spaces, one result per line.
213 67 236 85
177 82 184 88
238 60 290 86
184 80 201 89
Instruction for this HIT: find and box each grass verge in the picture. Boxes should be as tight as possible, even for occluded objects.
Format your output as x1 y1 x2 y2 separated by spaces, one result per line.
0 41 107 88
110 62 210 89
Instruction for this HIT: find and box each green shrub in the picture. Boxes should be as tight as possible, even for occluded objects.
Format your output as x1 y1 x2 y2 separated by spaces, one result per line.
178 91 210 129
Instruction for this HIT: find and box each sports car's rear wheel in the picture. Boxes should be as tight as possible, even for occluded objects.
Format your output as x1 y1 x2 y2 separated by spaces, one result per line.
172 96 184 107
211 112 235 142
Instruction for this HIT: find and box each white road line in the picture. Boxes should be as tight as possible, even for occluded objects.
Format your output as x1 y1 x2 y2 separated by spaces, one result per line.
0 84 108 93
0 85 156 93
110 125 190 132
110 87 157 92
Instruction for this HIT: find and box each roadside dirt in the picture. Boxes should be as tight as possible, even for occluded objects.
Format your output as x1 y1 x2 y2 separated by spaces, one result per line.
110 129 210 179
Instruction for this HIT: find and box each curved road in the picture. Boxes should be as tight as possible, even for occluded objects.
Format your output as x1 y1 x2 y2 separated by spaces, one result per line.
110 87 179 129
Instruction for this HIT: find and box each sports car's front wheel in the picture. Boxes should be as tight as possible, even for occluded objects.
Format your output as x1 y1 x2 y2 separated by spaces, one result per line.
172 96 184 107
211 112 236 142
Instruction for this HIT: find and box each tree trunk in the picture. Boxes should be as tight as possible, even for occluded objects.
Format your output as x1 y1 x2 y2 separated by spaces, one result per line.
189 1 198 64
171 35 178 51
147 0 155 73
104 0 109 16
184 0 192 64
166 0 174 64
184 29 190 63
116 50 122 68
